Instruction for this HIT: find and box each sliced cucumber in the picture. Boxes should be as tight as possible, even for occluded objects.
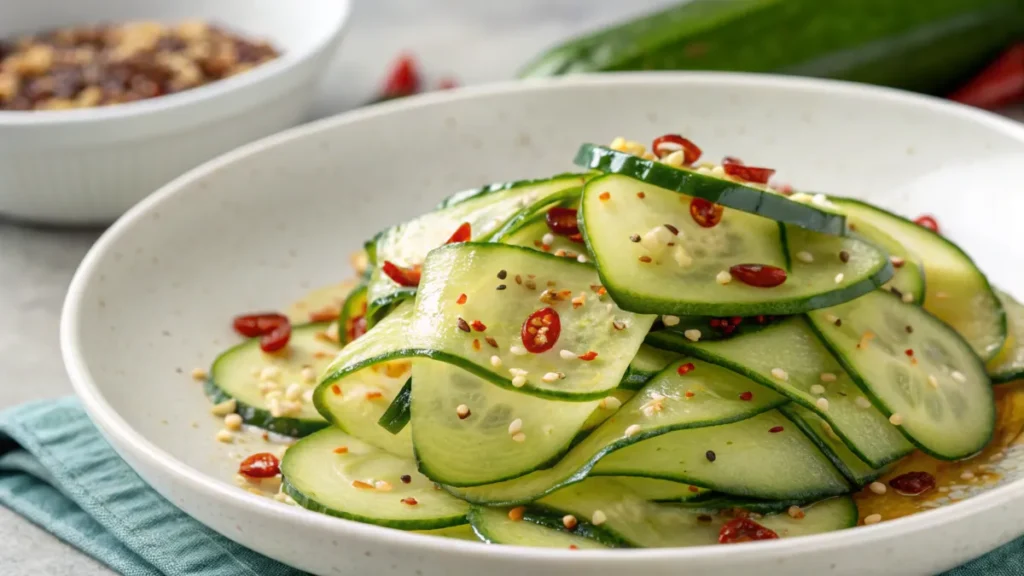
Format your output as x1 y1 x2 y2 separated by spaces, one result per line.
843 217 925 305
489 184 584 246
830 198 1005 361
575 145 846 235
367 175 587 320
592 410 850 501
578 389 635 433
445 359 786 506
285 282 355 325
436 173 588 210
281 427 469 530
418 524 480 541
988 290 1024 384
468 507 611 549
581 175 891 316
537 477 856 548
205 323 336 437
338 283 368 346
611 477 710 502
663 317 913 468
620 345 680 390
807 290 995 460
378 379 411 434
412 359 599 487
781 405 882 487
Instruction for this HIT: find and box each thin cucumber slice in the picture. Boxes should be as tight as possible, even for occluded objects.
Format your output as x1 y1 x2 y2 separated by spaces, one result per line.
830 197 1005 361
412 359 599 486
843 217 925 305
285 281 356 324
646 315 784 348
807 290 995 460
436 173 588 210
367 175 587 319
489 184 584 245
592 410 850 501
445 359 786 506
611 477 710 502
987 290 1024 384
378 379 412 434
581 175 891 316
468 507 611 549
500 213 589 258
281 427 469 530
575 144 846 235
338 284 368 346
781 404 883 487
663 317 913 468
538 477 856 548
578 389 635 432
619 345 680 390
205 323 335 437
418 524 480 541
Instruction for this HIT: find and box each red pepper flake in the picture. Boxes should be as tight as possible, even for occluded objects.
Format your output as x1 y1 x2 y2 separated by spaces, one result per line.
456 293 467 305
485 336 498 348
568 233 585 244
729 264 787 288
471 320 487 332
578 351 598 361
769 426 784 433
400 475 412 484
457 317 471 332
905 349 914 357
309 306 340 322
718 517 779 544
444 222 471 244
545 207 580 236
739 391 753 401
689 197 724 228
677 362 696 376
569 545 579 551
333 446 349 454
346 314 368 343
636 191 646 199
331 384 342 395
380 53 421 99
238 452 280 478
889 471 936 496
688 485 700 493
599 191 611 201
352 480 374 490
913 215 940 234
472 339 481 351
401 497 419 506
652 134 703 164
232 313 293 353
365 391 383 400
521 308 561 353
639 255 653 263
722 157 775 184
685 390 695 398
382 261 422 287
508 507 526 522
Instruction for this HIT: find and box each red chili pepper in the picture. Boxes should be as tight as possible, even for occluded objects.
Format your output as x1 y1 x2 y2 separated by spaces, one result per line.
949 43 1024 110
723 163 776 184
913 215 940 234
739 391 753 401
718 518 779 544
521 307 561 353
730 264 787 288
380 53 421 100
346 315 367 343
545 207 580 236
445 222 472 244
239 452 280 478
690 197 724 228
651 134 702 165
889 471 936 496
260 322 291 353
382 261 422 287
233 313 289 338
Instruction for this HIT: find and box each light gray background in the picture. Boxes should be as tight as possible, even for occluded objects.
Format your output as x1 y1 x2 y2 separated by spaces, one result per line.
1 1 1021 573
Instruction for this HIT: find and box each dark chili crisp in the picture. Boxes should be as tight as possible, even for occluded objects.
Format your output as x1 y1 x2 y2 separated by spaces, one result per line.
888 471 936 496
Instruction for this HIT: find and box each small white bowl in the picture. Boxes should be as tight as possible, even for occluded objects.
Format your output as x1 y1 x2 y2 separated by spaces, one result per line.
0 0 351 224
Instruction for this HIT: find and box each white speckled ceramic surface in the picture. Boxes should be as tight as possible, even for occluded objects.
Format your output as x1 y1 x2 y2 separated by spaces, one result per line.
62 74 1024 576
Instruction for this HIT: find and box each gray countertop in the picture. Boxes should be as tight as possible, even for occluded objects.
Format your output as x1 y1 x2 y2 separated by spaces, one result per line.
0 1 1021 573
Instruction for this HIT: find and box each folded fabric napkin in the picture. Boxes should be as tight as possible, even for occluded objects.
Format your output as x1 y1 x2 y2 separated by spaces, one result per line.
1 398 1023 576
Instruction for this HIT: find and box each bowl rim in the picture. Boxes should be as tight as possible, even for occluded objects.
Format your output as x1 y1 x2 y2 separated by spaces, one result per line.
61 71 1024 564
0 0 351 126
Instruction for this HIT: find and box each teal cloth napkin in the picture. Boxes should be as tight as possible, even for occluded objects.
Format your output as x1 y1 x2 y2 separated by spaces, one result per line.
1 397 1023 576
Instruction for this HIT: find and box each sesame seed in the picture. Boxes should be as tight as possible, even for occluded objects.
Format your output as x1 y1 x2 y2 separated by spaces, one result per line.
905 325 913 334
612 320 626 331
662 315 681 327
512 433 527 443
510 345 527 356
825 313 838 324
284 382 302 402
952 370 966 383
796 251 814 263
508 418 523 435
563 515 578 530
927 374 939 389
542 372 562 383
889 413 904 426
224 413 243 430
512 375 527 388
629 234 641 243
810 384 826 395
559 350 576 360
902 292 914 303
215 429 234 443
374 481 393 491
592 510 607 526
834 272 845 284
496 284 507 290
600 396 622 410
639 255 652 263
855 396 872 409
490 355 502 368
497 270 507 280
211 399 237 416
191 367 208 381
863 514 882 525
716 270 732 285
457 318 471 332
485 336 498 348
260 366 281 381
961 471 975 480
869 481 887 495
400 475 412 484
624 424 642 438
542 233 555 246
301 366 317 383
333 446 349 454
456 404 471 419
820 372 837 383
684 329 702 342
577 254 589 263
839 250 850 263
664 224 679 236
771 368 788 381
815 397 830 411
705 450 716 462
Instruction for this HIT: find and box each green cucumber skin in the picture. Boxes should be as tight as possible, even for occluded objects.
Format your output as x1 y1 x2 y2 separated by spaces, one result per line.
780 405 885 487
436 173 588 210
575 145 846 236
377 379 412 434
282 478 468 531
519 0 1023 96
338 284 368 346
521 507 632 548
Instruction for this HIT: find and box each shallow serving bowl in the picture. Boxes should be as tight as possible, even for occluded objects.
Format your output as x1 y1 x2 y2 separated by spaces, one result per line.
0 0 351 224
62 74 1024 575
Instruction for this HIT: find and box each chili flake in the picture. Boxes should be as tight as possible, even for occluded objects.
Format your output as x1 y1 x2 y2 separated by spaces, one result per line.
331 384 341 395
578 351 598 361
739 391 753 401
508 507 526 522
639 255 652 263
636 191 646 199
238 453 280 478
333 446 349 454
599 191 611 201
472 339 481 351
677 362 696 376
718 518 779 544
769 426 784 433
471 320 487 332
401 497 418 506
400 475 412 484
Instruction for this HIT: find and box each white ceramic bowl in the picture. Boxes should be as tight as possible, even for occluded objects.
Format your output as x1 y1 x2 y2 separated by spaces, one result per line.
62 74 1024 576
0 0 351 224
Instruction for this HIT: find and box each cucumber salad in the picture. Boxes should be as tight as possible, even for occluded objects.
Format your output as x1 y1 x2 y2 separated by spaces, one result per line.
200 134 1024 549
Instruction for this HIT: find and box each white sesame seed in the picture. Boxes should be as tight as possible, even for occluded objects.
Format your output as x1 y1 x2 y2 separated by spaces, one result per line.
810 384 826 395
796 251 814 263
215 429 234 443
624 424 642 438
509 418 523 435
684 329 702 342
660 150 685 167
662 315 681 327
960 471 975 480
512 432 527 443
811 193 829 207
711 165 726 176
697 166 712 174
375 480 393 492
258 381 280 394
510 345 527 356
927 374 939 389
542 372 561 383
512 375 527 388
456 404 470 418
490 355 502 368
191 367 208 381
600 396 622 410
592 510 608 526
855 396 872 409
560 350 577 360
834 272 845 284
284 382 302 402
542 233 555 246
869 481 887 495
211 398 237 416
509 368 528 377
224 413 243 430
889 413 904 426
819 372 837 382
577 254 589 263
265 390 282 402
815 397 830 411
825 313 838 324
542 424 555 435
863 514 882 525
302 389 314 403
716 270 733 285
301 366 317 383
902 291 914 303
260 366 280 381
951 370 966 383
771 368 788 381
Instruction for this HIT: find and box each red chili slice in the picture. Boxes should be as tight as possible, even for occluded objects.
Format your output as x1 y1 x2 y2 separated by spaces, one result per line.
260 321 291 353
948 43 1024 110
521 307 561 353
233 313 289 338
723 163 776 184
888 471 936 496
346 315 368 343
718 518 779 544
913 215 940 234
382 261 422 287
729 264 787 288
381 53 421 99
651 134 702 165
239 452 281 478
445 222 472 244
545 207 580 236
690 197 724 228
723 156 744 165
